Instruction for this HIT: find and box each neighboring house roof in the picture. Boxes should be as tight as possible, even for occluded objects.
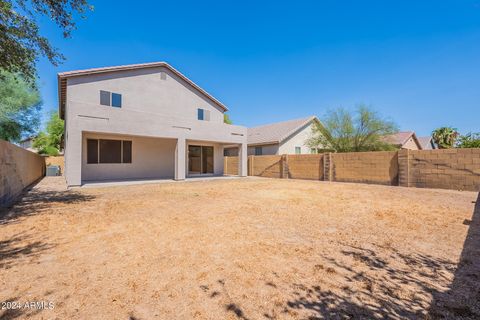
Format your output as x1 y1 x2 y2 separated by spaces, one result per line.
383 131 422 149
57 61 228 119
417 136 436 149
247 116 319 146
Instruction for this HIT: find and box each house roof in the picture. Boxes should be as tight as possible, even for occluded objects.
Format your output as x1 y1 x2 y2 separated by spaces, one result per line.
57 61 228 119
383 131 422 149
417 136 434 149
247 116 318 145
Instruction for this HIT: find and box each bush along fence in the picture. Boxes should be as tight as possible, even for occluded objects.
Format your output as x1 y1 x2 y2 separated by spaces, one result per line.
224 148 480 191
0 140 46 207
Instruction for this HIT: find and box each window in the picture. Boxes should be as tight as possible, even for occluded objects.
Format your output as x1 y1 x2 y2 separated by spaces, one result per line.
86 139 132 164
310 148 317 154
87 139 98 164
295 147 301 154
100 90 110 106
100 91 122 108
255 146 263 156
122 140 132 163
111 93 122 108
99 140 122 163
197 108 210 121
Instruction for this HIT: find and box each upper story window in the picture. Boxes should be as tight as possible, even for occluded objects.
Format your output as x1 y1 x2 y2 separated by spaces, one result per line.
197 108 210 121
255 147 263 156
100 90 122 108
295 147 301 154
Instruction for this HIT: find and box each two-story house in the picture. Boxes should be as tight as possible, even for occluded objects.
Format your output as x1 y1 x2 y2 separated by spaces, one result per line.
58 62 247 186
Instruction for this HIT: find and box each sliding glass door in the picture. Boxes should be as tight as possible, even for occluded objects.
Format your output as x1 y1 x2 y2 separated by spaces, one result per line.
188 145 214 175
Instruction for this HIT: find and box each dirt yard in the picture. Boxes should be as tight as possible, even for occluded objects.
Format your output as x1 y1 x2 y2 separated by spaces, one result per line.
1 177 478 319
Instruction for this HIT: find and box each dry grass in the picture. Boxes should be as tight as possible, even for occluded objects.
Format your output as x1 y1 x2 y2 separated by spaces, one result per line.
0 177 478 319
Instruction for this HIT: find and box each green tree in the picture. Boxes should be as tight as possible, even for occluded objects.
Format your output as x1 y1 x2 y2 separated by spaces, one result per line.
0 0 92 82
33 111 64 155
457 132 480 148
307 105 398 152
432 127 459 149
224 113 232 124
0 70 41 142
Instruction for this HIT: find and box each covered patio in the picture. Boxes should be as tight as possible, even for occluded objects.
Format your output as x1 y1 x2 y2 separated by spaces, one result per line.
77 131 247 185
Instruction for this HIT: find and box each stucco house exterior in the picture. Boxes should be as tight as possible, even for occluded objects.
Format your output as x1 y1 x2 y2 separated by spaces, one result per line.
228 116 320 156
383 131 422 150
58 62 247 186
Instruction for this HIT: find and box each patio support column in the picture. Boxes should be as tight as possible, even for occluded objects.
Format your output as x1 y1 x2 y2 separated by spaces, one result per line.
65 131 82 187
175 137 186 180
238 143 248 177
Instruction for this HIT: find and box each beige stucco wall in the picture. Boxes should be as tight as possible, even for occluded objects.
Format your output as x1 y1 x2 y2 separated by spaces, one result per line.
402 137 420 150
66 66 224 124
247 144 279 156
1 140 45 206
82 133 176 181
63 66 247 185
278 122 316 154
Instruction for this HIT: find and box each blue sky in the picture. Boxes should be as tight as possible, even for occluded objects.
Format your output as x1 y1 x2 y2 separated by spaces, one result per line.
36 0 480 136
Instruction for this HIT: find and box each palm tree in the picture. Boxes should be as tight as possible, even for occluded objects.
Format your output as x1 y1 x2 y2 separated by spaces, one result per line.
432 127 459 149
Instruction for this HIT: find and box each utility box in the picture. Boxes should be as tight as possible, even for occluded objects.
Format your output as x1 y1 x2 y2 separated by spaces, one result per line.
46 165 61 176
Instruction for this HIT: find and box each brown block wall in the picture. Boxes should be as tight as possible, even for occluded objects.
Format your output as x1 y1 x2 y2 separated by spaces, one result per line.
331 151 399 185
250 155 283 178
0 140 46 207
243 148 480 192
408 149 480 191
224 156 239 176
287 154 324 180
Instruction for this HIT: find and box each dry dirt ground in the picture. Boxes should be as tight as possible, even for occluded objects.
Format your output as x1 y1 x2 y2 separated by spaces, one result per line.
1 177 479 320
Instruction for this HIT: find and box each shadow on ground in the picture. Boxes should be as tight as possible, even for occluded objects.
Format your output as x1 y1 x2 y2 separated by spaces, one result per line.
0 232 55 269
279 245 456 319
429 192 480 319
199 195 480 320
0 185 95 226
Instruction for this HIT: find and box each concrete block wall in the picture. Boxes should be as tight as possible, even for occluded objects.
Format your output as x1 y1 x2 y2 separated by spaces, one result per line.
287 154 324 180
331 151 399 185
224 156 239 175
1 140 46 207
407 149 480 191
248 155 282 178
241 148 480 192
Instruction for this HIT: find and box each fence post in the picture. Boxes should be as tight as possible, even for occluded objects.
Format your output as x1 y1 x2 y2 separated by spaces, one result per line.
323 152 332 181
281 154 289 179
398 149 410 187
224 157 227 175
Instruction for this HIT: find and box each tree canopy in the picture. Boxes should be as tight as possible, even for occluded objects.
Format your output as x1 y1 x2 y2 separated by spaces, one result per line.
457 132 480 148
0 70 41 142
307 105 398 152
33 111 64 155
0 0 92 82
432 127 459 149
224 113 232 124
